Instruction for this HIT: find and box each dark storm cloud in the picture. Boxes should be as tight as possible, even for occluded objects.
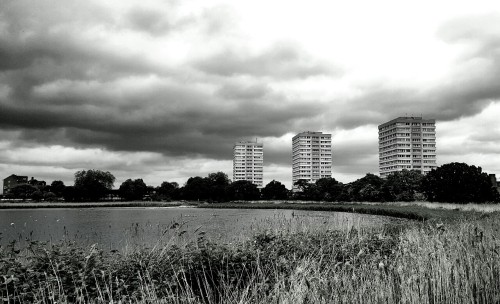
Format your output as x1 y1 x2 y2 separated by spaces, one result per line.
196 43 339 79
0 1 110 71
1 0 323 164
0 44 50 71
68 93 323 158
0 1 189 86
0 31 170 85
0 72 324 160
14 129 74 148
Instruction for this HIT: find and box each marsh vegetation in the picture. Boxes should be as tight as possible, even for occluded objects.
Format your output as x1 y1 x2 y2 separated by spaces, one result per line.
2 208 500 303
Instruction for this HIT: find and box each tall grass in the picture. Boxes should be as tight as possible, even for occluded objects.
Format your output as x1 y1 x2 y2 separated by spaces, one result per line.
254 214 500 303
2 213 500 303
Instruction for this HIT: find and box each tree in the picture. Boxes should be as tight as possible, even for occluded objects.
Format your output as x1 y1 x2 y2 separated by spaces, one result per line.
31 190 44 201
157 181 179 200
384 170 424 201
349 173 386 202
293 179 310 192
262 180 289 200
422 162 499 203
119 179 147 201
50 180 66 197
43 192 57 201
293 179 317 200
206 172 230 202
315 177 343 201
10 184 37 199
336 184 353 202
63 186 80 202
227 180 260 201
74 169 115 201
183 176 209 201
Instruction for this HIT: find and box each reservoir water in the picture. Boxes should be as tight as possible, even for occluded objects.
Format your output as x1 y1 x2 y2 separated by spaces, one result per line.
0 207 401 249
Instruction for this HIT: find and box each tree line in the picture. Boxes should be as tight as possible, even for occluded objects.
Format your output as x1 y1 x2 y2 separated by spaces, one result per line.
2 162 499 203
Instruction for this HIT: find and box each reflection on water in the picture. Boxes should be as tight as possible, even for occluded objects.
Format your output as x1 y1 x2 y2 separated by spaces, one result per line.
0 207 401 249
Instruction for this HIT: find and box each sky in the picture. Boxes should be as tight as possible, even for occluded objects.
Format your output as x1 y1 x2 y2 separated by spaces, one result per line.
1 0 500 190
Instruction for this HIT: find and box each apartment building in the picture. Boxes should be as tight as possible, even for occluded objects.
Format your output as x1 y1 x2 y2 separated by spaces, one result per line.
292 131 332 190
3 174 29 194
233 141 264 187
378 116 437 178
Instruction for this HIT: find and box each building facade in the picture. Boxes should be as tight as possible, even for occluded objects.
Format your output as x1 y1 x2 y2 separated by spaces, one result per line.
3 174 29 194
292 131 332 190
490 174 500 195
233 141 264 187
378 116 437 178
28 177 47 189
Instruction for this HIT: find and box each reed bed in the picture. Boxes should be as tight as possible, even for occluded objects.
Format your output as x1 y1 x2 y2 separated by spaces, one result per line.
1 212 500 303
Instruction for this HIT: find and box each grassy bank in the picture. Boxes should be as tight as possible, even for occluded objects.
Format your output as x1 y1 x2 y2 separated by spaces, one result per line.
199 201 473 221
2 212 500 303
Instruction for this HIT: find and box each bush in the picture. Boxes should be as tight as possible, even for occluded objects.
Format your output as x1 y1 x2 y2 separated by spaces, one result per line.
31 190 43 201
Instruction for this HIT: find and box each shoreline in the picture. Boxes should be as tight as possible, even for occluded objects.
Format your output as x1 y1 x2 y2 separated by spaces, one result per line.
1 200 494 221
0 201 185 209
198 202 456 221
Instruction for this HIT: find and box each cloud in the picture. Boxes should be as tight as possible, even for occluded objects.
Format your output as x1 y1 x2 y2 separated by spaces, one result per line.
331 126 379 175
437 13 500 51
437 101 500 175
0 1 329 164
308 14 500 131
195 42 340 79
124 3 235 37
1 1 500 189
126 6 173 36
216 82 271 100
0 143 235 187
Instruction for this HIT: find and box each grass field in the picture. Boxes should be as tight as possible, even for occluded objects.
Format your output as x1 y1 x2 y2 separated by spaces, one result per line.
2 202 500 303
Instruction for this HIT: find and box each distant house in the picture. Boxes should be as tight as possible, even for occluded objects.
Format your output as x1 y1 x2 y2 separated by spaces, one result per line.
490 174 500 194
3 174 29 194
28 177 47 189
2 175 47 195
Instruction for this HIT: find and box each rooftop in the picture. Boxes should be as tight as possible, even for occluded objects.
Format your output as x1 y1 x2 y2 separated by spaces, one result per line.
293 131 331 140
378 116 435 129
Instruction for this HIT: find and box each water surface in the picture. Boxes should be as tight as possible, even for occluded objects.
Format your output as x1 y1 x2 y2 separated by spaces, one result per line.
0 207 400 249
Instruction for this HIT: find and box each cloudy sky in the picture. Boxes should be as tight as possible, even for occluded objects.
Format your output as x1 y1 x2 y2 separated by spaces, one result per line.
1 0 500 190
